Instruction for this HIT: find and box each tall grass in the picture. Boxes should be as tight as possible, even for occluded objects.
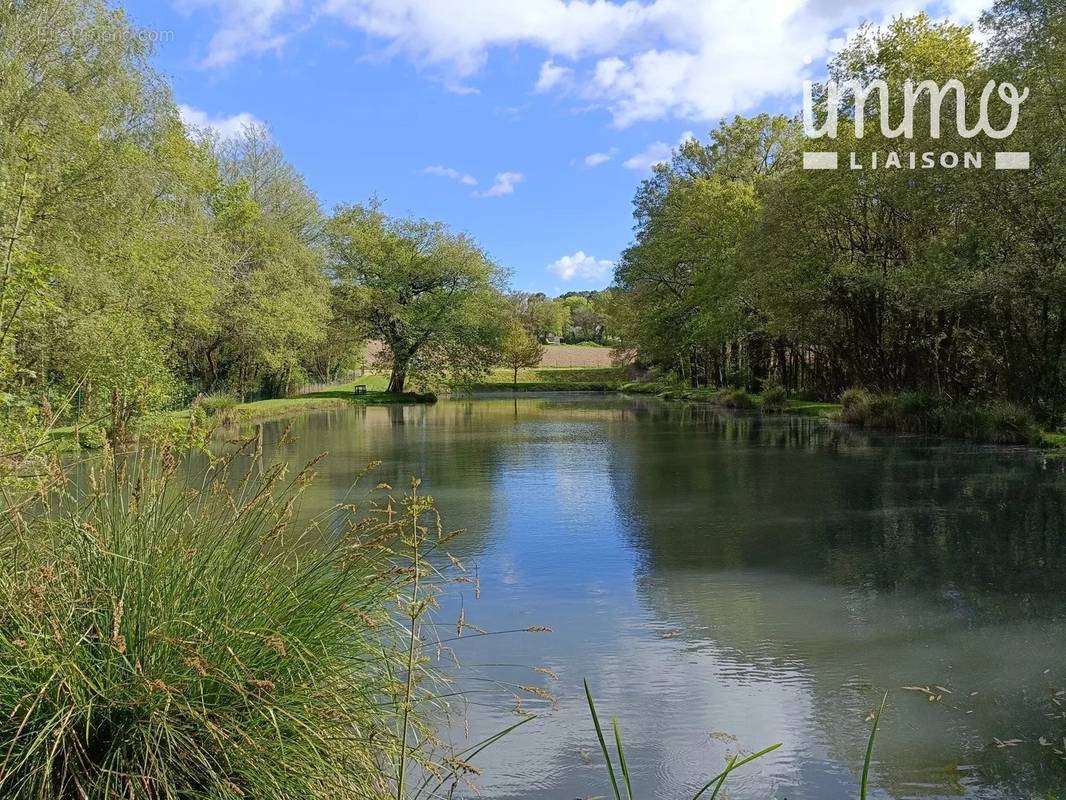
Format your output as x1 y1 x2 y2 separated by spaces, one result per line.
0 444 483 799
840 388 1041 444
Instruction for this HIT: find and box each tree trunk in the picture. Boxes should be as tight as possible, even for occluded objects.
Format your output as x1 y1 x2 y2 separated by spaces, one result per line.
387 359 408 394
513 366 518 386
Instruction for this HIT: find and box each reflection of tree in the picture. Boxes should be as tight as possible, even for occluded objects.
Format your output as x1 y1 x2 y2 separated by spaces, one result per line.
604 406 1066 797
607 406 1066 611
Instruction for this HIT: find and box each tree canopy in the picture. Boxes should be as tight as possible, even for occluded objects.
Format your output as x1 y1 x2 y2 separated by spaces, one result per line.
326 204 509 393
611 2 1066 422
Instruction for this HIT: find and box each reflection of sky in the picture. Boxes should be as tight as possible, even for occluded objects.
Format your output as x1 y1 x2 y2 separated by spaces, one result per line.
234 396 1066 799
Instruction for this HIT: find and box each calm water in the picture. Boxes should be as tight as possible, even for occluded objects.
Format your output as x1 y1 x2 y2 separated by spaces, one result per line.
237 394 1066 799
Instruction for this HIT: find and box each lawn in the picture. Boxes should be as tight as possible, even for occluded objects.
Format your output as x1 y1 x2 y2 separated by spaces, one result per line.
470 367 625 391
231 376 426 423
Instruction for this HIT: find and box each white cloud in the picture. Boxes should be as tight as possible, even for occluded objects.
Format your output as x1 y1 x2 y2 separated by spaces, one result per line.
623 130 694 172
583 148 618 167
547 250 613 281
179 0 300 68
474 171 524 198
423 164 478 185
190 0 994 125
177 104 263 139
444 82 481 95
535 59 571 93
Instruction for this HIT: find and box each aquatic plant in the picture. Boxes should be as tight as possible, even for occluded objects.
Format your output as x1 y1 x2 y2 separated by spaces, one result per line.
0 443 506 799
583 681 889 800
583 679 781 800
839 388 1040 445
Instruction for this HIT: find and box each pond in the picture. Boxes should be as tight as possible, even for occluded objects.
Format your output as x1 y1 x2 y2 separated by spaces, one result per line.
238 393 1066 799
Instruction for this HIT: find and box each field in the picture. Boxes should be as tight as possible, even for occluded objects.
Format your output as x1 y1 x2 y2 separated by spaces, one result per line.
539 344 615 367
471 366 624 391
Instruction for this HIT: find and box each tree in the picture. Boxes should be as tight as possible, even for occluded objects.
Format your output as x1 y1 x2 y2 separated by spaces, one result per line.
327 204 509 393
499 321 544 385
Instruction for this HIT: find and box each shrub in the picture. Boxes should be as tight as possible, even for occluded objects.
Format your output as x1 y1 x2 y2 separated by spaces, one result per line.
200 392 241 425
838 388 1042 445
132 412 211 451
75 422 107 450
0 453 448 800
761 385 787 413
840 387 871 424
720 388 755 409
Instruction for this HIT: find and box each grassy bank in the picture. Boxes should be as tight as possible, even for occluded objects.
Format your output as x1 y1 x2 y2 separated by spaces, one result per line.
229 381 434 424
470 367 625 392
839 388 1043 446
47 376 434 451
620 382 840 419
619 381 1062 447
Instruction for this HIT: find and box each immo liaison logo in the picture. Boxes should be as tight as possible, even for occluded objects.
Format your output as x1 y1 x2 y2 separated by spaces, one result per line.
802 79 1030 171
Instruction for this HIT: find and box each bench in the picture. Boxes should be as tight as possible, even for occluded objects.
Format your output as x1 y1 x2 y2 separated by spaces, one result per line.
353 384 367 395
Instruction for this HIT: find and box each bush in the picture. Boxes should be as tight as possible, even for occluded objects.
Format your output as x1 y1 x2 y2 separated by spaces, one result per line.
131 412 211 451
838 388 1042 445
75 422 107 450
719 388 755 409
761 385 787 413
0 455 443 800
200 392 240 425
840 387 871 424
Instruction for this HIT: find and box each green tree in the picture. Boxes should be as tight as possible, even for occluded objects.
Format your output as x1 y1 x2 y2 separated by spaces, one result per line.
327 204 508 393
499 321 544 385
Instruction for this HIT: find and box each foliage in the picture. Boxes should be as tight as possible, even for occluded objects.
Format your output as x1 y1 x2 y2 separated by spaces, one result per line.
611 3 1066 430
839 388 1041 444
0 448 507 799
327 203 510 393
0 2 354 444
499 321 545 384
761 385 787 413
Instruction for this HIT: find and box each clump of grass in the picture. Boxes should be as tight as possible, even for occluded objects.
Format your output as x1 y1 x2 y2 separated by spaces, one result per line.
717 388 755 410
0 445 461 800
199 392 241 425
760 385 787 414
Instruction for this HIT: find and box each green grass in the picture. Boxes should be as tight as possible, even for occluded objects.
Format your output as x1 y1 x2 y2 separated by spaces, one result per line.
1042 431 1066 448
621 382 841 420
230 381 429 424
784 400 841 418
45 376 434 451
0 453 428 799
470 367 625 392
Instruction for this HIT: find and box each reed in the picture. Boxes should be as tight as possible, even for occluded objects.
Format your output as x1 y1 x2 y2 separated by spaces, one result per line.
0 444 485 799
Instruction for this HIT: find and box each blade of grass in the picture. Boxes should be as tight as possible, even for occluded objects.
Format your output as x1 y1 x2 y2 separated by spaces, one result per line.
612 718 633 800
861 693 888 800
584 679 622 800
414 716 536 798
707 755 736 800
691 742 782 800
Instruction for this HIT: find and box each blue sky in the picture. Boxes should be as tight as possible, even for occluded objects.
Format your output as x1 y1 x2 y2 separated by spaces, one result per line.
123 0 988 294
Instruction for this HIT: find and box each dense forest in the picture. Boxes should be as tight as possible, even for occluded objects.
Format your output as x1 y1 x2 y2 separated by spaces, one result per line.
612 0 1066 426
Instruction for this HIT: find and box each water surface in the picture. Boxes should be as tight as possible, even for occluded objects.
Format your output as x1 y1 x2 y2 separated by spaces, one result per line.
243 394 1066 799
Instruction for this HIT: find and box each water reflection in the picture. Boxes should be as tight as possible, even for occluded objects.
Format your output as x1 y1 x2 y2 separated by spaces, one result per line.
207 395 1065 799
